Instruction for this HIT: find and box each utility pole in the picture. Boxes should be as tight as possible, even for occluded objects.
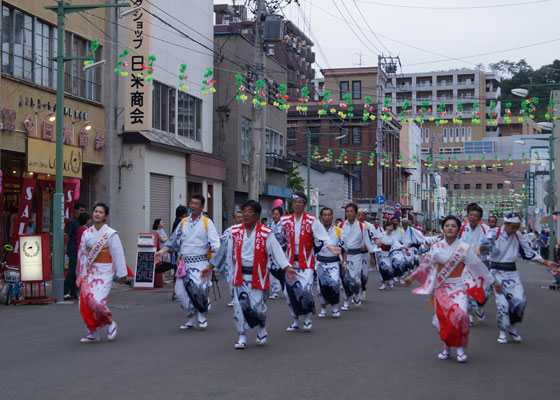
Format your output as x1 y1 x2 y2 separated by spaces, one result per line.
375 55 384 220
45 1 128 302
248 0 266 201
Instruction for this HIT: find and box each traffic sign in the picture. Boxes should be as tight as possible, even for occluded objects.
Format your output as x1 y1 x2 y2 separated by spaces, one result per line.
376 195 386 205
394 210 402 218
394 202 402 210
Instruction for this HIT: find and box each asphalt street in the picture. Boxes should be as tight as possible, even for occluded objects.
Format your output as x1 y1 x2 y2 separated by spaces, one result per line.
1 261 558 400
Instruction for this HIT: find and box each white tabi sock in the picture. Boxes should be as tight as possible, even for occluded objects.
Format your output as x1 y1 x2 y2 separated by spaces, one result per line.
303 313 311 324
332 306 339 313
238 334 247 344
258 326 267 337
198 312 206 323
456 347 465 356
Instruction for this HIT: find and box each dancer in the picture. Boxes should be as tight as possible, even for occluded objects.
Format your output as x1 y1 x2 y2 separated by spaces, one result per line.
155 194 220 330
356 208 377 299
221 211 245 307
202 200 295 349
458 203 490 324
478 213 559 344
400 218 428 273
389 217 408 284
404 216 502 363
316 207 343 318
268 206 285 299
341 204 379 309
76 202 128 343
487 215 499 229
377 222 404 290
280 192 338 332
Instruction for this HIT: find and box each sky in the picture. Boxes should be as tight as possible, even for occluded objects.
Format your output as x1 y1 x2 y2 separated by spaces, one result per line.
218 0 560 76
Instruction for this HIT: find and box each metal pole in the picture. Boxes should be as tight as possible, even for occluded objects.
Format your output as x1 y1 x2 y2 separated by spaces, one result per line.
375 55 384 219
51 3 66 302
549 134 555 260
306 131 311 212
248 0 265 201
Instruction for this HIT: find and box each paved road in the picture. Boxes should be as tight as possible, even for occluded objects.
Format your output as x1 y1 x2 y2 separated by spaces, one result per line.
1 262 558 400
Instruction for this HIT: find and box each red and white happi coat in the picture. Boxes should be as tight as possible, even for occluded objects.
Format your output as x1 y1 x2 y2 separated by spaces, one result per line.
231 223 271 290
281 213 316 270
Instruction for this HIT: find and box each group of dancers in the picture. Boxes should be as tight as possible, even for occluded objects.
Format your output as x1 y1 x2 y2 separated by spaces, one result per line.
75 194 559 364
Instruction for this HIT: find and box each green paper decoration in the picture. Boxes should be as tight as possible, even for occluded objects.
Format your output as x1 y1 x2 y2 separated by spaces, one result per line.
114 48 130 76
235 74 248 102
362 96 376 121
201 67 216 95
297 87 309 114
178 64 189 91
381 98 392 121
274 84 289 110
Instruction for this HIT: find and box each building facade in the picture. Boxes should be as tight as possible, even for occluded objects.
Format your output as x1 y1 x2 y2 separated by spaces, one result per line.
288 67 402 212
0 0 107 263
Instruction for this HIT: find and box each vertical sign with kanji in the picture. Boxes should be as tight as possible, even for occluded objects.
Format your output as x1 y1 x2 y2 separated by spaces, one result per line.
124 1 152 131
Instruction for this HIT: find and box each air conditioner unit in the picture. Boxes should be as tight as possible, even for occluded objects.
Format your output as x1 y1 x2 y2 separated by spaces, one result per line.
263 15 284 42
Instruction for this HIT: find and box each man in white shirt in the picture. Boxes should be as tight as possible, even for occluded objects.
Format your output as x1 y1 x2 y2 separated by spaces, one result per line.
155 194 220 330
202 200 295 349
341 204 380 309
280 192 339 332
459 203 490 324
478 212 559 344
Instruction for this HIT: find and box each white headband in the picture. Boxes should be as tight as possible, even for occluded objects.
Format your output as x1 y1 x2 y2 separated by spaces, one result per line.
504 215 521 223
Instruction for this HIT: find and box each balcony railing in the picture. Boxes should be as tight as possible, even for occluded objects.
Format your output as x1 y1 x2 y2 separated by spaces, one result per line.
266 153 291 173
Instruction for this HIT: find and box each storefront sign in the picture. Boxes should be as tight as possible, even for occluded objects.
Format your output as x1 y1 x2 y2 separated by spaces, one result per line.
528 172 535 207
19 234 51 282
7 179 37 265
27 138 82 178
64 180 80 225
124 1 152 131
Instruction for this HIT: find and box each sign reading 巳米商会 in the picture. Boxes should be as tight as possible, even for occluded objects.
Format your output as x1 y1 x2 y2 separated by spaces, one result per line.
124 2 152 131
26 137 82 178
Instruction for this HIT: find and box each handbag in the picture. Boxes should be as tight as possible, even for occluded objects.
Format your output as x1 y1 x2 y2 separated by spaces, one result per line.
175 260 187 278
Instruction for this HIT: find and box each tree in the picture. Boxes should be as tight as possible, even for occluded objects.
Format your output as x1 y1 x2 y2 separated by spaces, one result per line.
491 59 560 122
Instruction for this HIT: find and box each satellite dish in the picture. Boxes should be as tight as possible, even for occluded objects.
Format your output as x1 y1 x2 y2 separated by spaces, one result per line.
511 88 529 97
537 122 554 130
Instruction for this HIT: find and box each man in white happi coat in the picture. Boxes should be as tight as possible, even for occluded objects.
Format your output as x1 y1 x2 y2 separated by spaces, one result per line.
202 200 295 349
459 203 491 325
400 217 428 272
280 192 339 332
477 212 559 344
221 211 244 307
341 203 380 309
357 208 377 294
155 194 220 330
316 207 343 318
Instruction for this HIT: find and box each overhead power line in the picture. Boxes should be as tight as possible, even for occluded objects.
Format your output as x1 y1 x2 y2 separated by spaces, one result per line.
353 0 551 10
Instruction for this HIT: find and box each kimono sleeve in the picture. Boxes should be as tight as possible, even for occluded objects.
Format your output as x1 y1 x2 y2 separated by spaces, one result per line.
163 223 183 254
109 234 128 278
362 226 376 253
311 218 332 249
518 234 543 263
267 233 291 270
479 227 498 254
464 248 494 284
206 219 221 253
209 229 232 275
410 243 438 282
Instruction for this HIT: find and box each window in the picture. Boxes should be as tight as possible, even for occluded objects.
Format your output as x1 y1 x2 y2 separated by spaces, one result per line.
352 80 361 99
266 128 284 155
424 128 429 143
340 127 349 145
497 166 503 172
461 127 465 142
464 184 470 190
467 127 472 141
177 91 201 140
454 184 460 190
464 141 494 154
340 81 349 99
443 128 447 139
241 117 251 163
153 81 176 134
352 164 362 192
486 183 492 189
455 128 460 139
352 126 362 145
2 6 103 99
476 183 482 189
476 166 482 172
497 183 504 189
444 184 449 189
308 126 320 145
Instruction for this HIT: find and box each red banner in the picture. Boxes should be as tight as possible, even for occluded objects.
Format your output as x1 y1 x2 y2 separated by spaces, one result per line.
63 179 80 226
8 178 37 265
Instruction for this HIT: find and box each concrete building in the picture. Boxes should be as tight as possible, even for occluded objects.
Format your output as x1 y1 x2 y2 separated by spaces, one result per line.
288 67 402 212
384 69 501 154
213 5 292 226
0 0 108 263
290 153 353 220
398 123 422 216
114 1 225 266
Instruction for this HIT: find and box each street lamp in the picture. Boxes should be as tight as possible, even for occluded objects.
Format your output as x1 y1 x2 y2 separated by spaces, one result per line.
45 1 130 302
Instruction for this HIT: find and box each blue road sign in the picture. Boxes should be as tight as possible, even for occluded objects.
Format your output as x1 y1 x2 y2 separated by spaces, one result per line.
376 195 386 205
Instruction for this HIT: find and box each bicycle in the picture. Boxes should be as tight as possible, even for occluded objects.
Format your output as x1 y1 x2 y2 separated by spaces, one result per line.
1 244 24 305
